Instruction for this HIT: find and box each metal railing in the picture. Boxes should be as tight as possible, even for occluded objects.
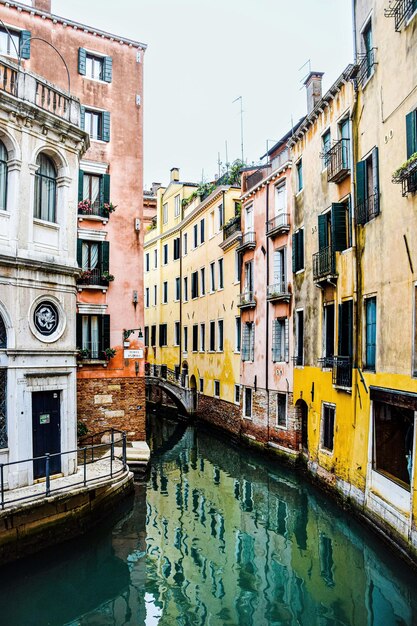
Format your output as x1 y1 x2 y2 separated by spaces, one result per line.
267 282 290 301
237 231 256 250
356 48 377 88
266 213 290 235
325 139 350 183
313 245 336 280
77 267 109 287
245 166 271 191
393 159 417 197
146 363 185 386
77 341 105 361
355 191 380 225
292 355 303 366
318 356 335 370
223 216 241 240
0 429 127 510
332 356 352 387
238 291 255 307
78 200 104 217
385 0 417 31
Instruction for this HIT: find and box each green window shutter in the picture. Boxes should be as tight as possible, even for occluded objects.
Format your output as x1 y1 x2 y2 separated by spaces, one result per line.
292 233 297 273
372 147 380 217
318 214 328 250
78 48 86 75
76 314 82 348
20 30 31 59
298 229 304 270
101 241 110 273
406 110 417 159
355 160 367 223
80 106 85 130
102 111 110 142
102 174 111 204
338 303 343 355
103 56 112 83
284 318 289 363
331 203 347 252
77 239 83 267
78 170 84 202
102 315 111 353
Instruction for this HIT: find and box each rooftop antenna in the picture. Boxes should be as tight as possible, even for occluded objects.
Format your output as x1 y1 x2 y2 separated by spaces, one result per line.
265 139 278 163
225 140 229 171
232 96 244 163
217 152 222 178
299 58 311 89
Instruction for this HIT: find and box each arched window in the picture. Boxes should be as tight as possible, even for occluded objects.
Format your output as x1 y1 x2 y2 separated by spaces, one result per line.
34 153 57 222
0 315 7 448
0 141 8 212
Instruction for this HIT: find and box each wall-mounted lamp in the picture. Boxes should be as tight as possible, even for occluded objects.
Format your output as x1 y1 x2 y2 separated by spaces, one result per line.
132 290 138 305
123 328 143 341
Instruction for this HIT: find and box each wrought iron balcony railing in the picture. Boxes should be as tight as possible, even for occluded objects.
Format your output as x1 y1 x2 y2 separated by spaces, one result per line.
355 191 380 225
292 355 304 366
223 216 241 240
385 0 417 31
313 246 336 281
267 282 291 303
77 267 110 287
318 356 335 370
325 139 350 183
238 291 256 308
237 231 256 252
392 158 417 197
78 200 107 218
332 356 352 388
266 213 290 236
356 48 377 88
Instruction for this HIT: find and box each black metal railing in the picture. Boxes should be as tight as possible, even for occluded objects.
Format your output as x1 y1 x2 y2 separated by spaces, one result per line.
145 363 184 386
77 341 104 360
77 267 110 287
245 166 271 191
313 246 336 280
0 429 127 510
266 213 290 235
355 191 380 225
356 48 377 87
267 282 290 301
325 139 350 183
238 291 255 307
238 231 256 250
385 0 417 31
332 356 352 387
393 158 417 197
223 216 241 240
318 356 335 370
77 200 106 217
292 355 303 366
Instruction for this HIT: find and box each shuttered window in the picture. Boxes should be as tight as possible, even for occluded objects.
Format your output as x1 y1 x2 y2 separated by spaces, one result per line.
406 109 417 159
159 324 167 347
292 229 304 273
81 108 110 142
209 321 216 352
365 297 377 370
193 325 198 352
242 322 254 361
272 318 289 362
173 237 180 260
76 314 110 359
338 300 353 357
191 271 199 299
322 404 335 452
356 148 380 224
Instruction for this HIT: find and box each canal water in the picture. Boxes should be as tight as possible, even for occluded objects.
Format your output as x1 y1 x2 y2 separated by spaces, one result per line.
1 413 417 625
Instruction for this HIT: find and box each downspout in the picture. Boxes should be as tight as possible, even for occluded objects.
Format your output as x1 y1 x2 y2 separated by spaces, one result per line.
266 176 270 444
179 199 183 377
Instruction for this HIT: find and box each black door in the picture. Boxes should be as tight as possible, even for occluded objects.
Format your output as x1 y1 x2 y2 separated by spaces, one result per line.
32 391 61 479
300 401 308 451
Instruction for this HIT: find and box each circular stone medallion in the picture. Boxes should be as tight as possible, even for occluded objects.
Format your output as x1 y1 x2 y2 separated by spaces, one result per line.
33 301 59 337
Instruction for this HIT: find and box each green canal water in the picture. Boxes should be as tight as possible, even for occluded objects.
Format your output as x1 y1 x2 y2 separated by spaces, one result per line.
1 413 417 625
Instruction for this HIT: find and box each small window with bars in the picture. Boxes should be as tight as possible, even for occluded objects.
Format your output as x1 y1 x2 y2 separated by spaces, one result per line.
272 318 289 363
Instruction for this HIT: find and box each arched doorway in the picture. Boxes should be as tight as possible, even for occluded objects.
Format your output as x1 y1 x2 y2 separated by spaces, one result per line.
0 314 7 448
189 374 197 412
296 399 309 452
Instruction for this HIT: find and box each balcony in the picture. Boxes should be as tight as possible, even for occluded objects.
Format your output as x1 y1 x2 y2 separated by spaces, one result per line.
325 139 350 183
244 166 271 192
266 213 290 237
78 200 112 220
267 282 291 303
332 356 352 388
220 216 242 251
76 268 113 288
392 157 417 197
236 231 256 253
356 48 377 88
238 291 256 309
313 246 337 282
385 0 417 31
355 192 380 225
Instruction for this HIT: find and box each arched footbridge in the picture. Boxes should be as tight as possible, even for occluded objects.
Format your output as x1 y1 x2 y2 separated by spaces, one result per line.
145 364 197 416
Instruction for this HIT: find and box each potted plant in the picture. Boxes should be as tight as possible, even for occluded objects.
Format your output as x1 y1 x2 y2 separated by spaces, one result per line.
101 202 117 217
78 269 92 283
392 152 417 182
77 347 91 360
78 199 93 214
102 347 116 361
101 271 115 283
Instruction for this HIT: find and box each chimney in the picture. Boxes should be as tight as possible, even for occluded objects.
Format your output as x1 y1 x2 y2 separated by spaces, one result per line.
151 182 162 196
32 0 51 12
170 167 180 182
304 71 324 114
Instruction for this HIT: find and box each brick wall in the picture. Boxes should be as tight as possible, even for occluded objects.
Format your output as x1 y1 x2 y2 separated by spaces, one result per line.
241 388 300 449
77 377 146 439
197 394 241 436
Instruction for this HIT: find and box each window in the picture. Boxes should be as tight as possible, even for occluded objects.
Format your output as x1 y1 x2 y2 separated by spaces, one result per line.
218 259 224 289
214 380 220 398
175 277 180 301
200 219 205 243
153 285 157 306
183 326 188 353
209 321 216 352
159 324 167 347
244 388 252 419
242 322 254 361
193 223 198 248
76 314 110 360
245 205 253 233
406 109 417 159
272 248 286 293
234 385 240 404
338 300 353 368
200 323 205 351
339 118 350 170
277 393 287 428
163 243 168 265
174 194 180 217
0 141 8 211
77 240 110 285
373 399 414 490
362 19 374 82
0 26 28 59
292 229 304 273
356 148 380 225
365 297 376 370
191 271 199 299
317 203 349 261
183 277 188 302
235 250 241 282
235 317 241 352
34 154 57 222
210 262 216 292
163 203 168 224
83 109 110 142
296 310 304 366
322 404 335 452
151 325 156 346
145 253 150 272
244 260 253 294
174 321 180 346
199 378 204 393
218 204 224 230
322 304 335 367
272 318 289 362
218 320 224 352
78 48 112 82
145 287 150 308
173 237 180 260
322 129 331 168
162 281 168 304
154 249 158 268
209 210 215 237
86 53 103 80
183 233 188 255
274 182 286 215
144 326 149 347
296 159 303 192
200 268 206 295
193 325 198 352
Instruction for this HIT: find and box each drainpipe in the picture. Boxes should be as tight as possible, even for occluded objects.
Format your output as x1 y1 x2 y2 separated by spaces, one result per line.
179 200 183 378
350 75 360 431
266 176 270 444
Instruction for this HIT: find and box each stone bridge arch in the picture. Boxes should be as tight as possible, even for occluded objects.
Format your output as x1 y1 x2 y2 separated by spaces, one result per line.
145 375 196 416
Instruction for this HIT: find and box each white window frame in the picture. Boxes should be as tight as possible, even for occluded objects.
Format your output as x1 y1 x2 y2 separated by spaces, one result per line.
276 392 288 429
244 387 252 419
214 379 220 398
174 194 180 217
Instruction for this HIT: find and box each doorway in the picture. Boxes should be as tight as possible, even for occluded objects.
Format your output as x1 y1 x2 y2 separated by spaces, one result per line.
32 390 61 479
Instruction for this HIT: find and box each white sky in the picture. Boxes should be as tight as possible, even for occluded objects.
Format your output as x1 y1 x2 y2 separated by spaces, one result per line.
29 0 353 187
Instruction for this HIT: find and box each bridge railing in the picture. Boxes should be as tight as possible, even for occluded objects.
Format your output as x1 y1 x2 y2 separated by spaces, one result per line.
145 363 187 387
